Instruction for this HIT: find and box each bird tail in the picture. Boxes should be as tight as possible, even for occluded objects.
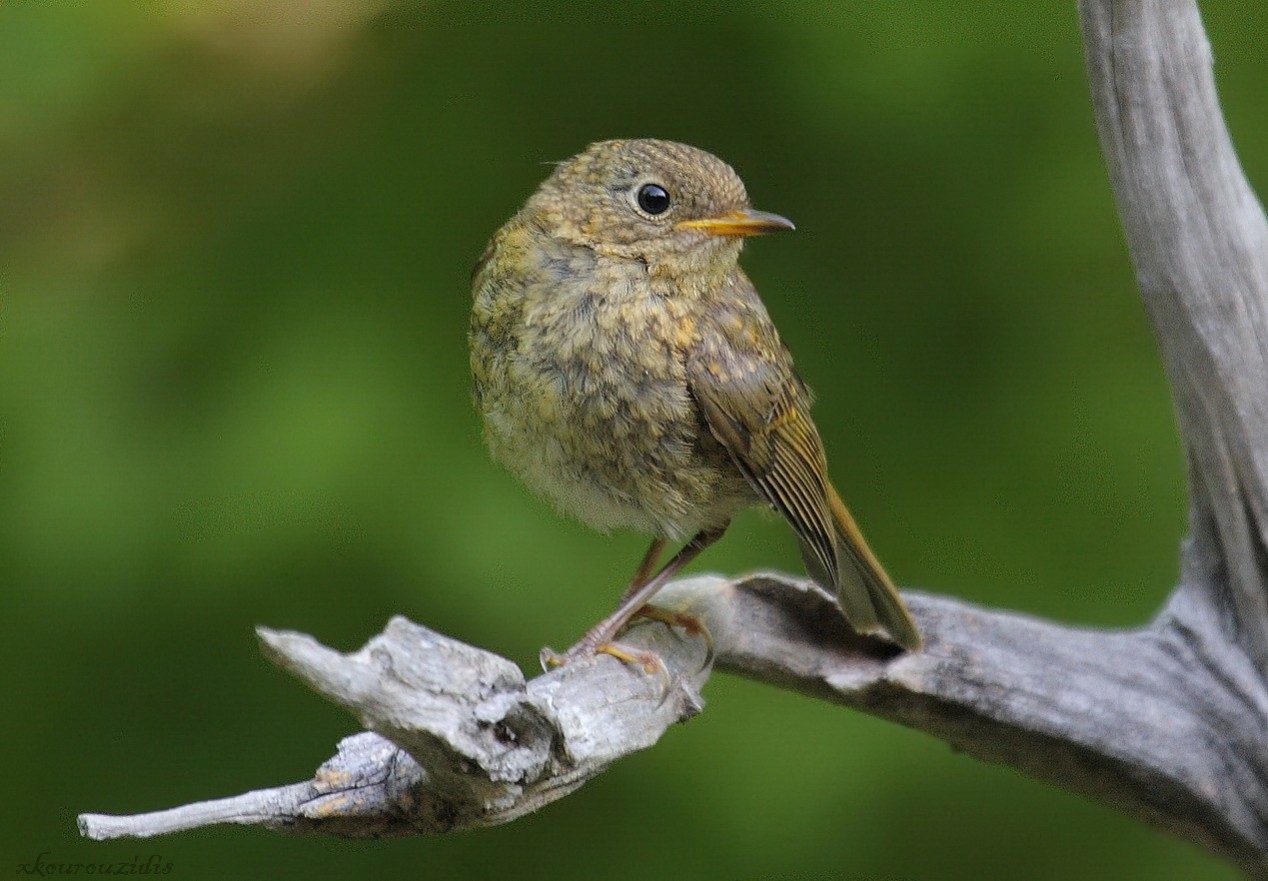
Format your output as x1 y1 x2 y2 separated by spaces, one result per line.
800 483 921 651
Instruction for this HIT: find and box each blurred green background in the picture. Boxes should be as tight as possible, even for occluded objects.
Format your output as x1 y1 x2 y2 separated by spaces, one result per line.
4 1 1265 878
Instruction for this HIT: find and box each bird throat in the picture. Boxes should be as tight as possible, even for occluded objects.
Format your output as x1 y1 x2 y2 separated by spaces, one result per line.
594 234 744 301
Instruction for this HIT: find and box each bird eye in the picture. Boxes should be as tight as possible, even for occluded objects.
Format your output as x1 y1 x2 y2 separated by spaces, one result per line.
636 183 671 216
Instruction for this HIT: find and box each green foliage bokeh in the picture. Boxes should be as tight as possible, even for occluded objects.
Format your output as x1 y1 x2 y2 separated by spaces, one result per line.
5 2 1265 879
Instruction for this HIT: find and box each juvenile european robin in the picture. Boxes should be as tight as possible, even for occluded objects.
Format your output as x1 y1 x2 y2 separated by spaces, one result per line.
470 138 921 669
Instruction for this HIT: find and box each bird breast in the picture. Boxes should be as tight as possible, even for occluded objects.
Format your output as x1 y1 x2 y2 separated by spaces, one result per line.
471 233 752 539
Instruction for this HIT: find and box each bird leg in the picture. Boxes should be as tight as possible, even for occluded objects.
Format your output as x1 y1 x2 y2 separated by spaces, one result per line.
540 526 727 671
618 537 668 602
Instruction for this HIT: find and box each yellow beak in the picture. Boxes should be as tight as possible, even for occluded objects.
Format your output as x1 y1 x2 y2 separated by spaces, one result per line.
675 208 796 237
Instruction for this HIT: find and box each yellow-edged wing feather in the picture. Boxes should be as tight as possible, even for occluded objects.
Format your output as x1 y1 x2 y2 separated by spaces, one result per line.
687 271 920 650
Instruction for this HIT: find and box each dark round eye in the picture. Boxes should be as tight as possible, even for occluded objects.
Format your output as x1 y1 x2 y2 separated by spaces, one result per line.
636 183 671 216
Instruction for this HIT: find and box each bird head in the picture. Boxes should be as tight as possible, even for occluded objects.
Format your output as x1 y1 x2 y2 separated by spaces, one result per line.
523 139 793 280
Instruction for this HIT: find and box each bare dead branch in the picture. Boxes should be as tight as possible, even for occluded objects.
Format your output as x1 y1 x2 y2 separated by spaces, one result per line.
79 582 715 840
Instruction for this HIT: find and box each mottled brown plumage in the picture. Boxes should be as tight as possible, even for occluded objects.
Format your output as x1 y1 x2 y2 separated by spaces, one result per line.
470 139 920 666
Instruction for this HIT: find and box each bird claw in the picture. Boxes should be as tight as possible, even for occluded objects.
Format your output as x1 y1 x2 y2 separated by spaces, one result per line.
539 641 671 694
634 605 715 672
595 641 669 678
539 646 566 671
539 604 713 679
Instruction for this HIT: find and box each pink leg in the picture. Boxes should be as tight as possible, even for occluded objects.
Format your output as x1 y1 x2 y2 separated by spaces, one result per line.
542 526 727 668
619 537 668 603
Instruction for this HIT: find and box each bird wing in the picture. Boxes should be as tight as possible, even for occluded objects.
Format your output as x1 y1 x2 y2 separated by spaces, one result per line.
685 272 841 592
687 271 920 650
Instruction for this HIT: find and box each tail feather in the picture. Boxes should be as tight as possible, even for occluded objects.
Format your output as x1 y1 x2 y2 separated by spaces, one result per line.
812 483 922 651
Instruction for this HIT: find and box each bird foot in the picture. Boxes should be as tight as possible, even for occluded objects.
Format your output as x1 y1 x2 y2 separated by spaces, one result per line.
539 641 669 682
539 604 711 679
634 605 715 670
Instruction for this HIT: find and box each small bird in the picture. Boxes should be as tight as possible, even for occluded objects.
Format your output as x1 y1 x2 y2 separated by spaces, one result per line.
470 138 920 669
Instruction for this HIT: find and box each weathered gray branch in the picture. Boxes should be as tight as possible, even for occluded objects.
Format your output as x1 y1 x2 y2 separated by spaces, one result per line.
80 579 718 839
79 0 1268 876
1082 0 1268 668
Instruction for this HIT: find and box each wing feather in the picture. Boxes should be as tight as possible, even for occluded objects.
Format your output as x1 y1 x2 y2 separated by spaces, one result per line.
687 270 920 650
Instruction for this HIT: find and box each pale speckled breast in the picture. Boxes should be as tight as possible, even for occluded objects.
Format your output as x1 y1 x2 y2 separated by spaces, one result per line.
470 223 754 540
